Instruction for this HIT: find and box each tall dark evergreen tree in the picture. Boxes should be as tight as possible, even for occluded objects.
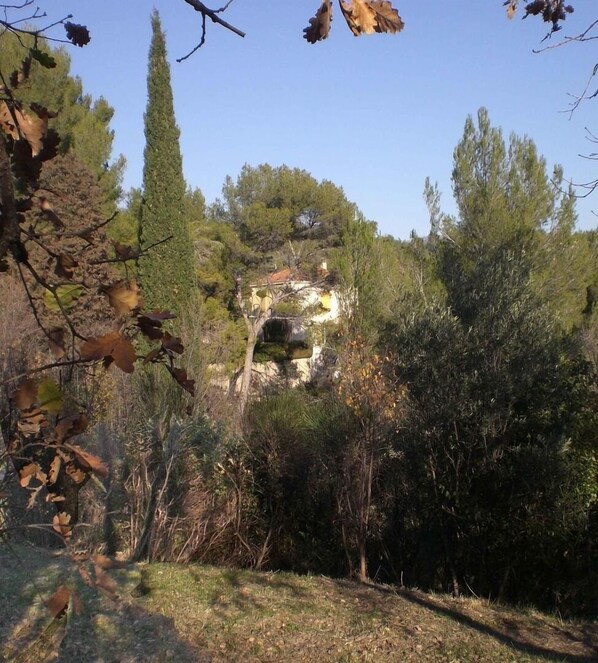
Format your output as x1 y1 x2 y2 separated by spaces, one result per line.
138 11 195 317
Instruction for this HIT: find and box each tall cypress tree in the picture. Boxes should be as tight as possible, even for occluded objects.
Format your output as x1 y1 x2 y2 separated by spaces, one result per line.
138 11 195 317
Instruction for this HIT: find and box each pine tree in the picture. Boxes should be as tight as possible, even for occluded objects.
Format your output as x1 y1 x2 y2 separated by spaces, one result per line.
138 11 195 318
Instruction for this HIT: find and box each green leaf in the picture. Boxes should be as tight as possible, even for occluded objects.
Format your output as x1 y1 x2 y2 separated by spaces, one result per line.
38 378 63 414
30 48 57 69
43 285 83 312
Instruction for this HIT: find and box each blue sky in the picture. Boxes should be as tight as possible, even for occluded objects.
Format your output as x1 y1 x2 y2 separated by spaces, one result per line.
47 1 597 239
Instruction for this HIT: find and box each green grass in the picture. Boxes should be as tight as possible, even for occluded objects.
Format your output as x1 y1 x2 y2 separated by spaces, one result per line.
1 543 597 662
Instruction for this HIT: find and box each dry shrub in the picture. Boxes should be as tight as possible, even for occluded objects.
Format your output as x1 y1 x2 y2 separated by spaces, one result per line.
118 415 265 567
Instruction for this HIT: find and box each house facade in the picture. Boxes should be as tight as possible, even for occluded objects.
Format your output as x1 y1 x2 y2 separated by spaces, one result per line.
250 262 340 386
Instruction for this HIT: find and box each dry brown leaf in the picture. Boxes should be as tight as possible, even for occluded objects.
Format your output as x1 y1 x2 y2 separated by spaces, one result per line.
64 22 91 47
48 454 61 485
12 138 41 183
304 0 333 43
77 562 92 586
94 566 118 599
103 280 142 316
65 461 88 484
162 333 184 355
339 0 377 35
71 591 83 615
55 253 78 280
113 241 140 261
45 584 71 618
14 378 38 411
17 408 46 436
0 101 18 138
171 367 196 396
0 101 49 155
92 554 127 570
65 443 109 478
55 413 89 443
46 493 66 503
48 327 66 358
370 0 404 33
137 315 165 340
81 331 136 373
19 462 40 488
27 485 43 509
39 196 64 229
143 347 163 364
37 129 60 165
141 310 177 322
52 511 72 538
111 335 137 373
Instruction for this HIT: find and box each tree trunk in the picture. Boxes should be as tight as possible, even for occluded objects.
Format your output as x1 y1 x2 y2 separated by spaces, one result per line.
359 537 368 583
238 329 257 416
0 133 20 263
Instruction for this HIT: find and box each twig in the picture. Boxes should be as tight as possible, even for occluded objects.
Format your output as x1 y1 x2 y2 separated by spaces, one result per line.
533 19 598 53
178 0 244 61
0 358 85 386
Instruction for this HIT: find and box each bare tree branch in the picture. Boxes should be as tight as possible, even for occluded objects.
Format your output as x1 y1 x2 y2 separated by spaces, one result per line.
179 0 245 61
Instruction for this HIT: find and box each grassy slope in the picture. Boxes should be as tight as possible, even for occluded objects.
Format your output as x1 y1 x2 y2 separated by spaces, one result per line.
1 544 597 662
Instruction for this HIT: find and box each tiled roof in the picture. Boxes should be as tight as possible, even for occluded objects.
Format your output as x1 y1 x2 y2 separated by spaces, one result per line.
254 263 330 287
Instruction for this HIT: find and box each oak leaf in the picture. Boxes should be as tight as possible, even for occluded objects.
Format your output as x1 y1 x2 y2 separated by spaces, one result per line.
171 367 196 396
43 284 83 312
38 377 63 414
304 0 333 43
370 0 404 33
38 128 60 162
65 461 88 485
81 332 136 373
92 554 127 570
45 585 71 618
340 0 377 35
54 413 89 443
140 310 177 322
137 311 176 340
27 486 43 509
65 444 109 478
48 455 62 486
12 139 40 184
53 511 72 538
9 69 24 89
0 101 50 156
64 22 91 47
505 0 517 18
14 378 39 411
9 52 32 88
55 254 77 279
113 241 140 261
19 462 41 488
48 327 66 358
29 48 56 69
94 566 118 599
143 347 163 364
139 321 164 341
103 280 141 315
17 408 46 435
162 333 184 355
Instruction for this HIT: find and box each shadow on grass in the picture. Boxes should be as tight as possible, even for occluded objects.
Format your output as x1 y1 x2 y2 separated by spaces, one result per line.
402 590 598 662
188 566 309 620
0 544 208 663
345 579 598 663
57 600 207 663
0 542 68 662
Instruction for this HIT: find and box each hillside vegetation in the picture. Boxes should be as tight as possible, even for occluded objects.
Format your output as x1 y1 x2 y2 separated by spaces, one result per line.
1 545 597 663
